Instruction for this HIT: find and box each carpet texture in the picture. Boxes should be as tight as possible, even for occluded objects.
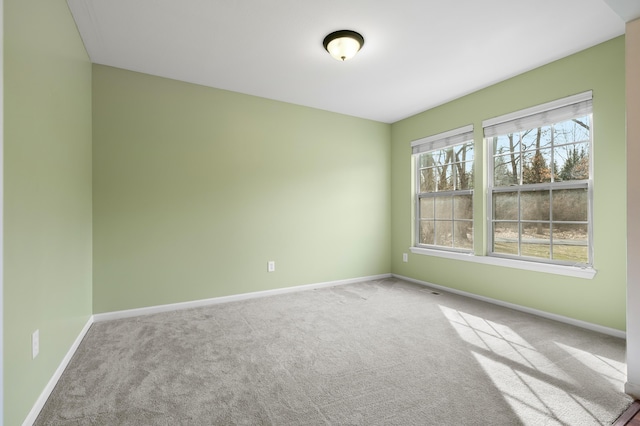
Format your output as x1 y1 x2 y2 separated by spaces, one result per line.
35 278 631 425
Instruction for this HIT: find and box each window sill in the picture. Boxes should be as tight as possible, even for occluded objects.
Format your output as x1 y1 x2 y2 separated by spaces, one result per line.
409 247 596 279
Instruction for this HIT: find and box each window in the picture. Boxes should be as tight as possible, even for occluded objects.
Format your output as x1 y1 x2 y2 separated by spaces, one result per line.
484 92 592 266
412 125 474 252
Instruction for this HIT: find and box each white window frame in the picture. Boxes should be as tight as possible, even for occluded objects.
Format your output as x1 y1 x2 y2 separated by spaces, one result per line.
412 125 474 253
484 91 594 268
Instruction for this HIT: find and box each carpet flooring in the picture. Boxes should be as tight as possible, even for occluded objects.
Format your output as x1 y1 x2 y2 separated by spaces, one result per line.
35 278 632 425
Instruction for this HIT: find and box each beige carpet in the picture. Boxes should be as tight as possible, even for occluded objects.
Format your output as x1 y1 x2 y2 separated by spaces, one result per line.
36 278 631 425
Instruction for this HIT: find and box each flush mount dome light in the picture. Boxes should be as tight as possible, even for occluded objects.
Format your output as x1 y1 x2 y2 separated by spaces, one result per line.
323 30 364 61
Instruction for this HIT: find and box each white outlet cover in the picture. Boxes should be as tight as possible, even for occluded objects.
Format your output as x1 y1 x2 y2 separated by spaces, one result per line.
32 329 39 359
267 261 275 272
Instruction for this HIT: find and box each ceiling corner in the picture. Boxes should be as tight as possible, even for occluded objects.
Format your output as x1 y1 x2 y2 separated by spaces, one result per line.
603 0 640 22
66 0 103 62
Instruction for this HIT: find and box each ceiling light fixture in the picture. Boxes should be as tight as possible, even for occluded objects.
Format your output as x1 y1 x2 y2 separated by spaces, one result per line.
323 30 364 61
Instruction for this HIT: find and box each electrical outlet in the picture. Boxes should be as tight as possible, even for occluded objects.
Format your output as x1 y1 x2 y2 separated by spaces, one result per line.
403 253 408 262
32 329 40 359
267 261 275 272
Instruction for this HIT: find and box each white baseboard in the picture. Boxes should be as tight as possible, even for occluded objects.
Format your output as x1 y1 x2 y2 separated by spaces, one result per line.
93 274 393 322
22 315 94 426
625 381 640 399
392 274 626 339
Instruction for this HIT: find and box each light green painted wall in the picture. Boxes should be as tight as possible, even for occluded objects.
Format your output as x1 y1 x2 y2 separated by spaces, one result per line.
391 37 626 330
4 0 93 424
92 65 391 313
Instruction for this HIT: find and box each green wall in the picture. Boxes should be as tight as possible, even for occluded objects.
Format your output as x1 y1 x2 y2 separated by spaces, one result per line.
4 0 93 424
92 65 391 313
391 37 626 330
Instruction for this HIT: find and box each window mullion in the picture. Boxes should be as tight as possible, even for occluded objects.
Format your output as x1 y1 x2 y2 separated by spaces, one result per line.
517 190 522 256
549 190 553 260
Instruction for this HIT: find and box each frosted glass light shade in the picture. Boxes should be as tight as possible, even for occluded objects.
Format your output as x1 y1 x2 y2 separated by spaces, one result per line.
323 30 364 61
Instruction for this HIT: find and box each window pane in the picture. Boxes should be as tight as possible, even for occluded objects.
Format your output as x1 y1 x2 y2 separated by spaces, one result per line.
435 148 453 166
432 149 446 165
493 222 518 255
456 161 474 190
522 148 552 184
493 134 519 155
418 152 435 168
454 195 473 220
552 189 587 221
494 153 519 186
453 221 473 249
436 164 454 191
521 126 552 151
420 168 436 192
552 223 588 263
435 196 453 220
435 221 453 247
554 116 590 145
521 190 550 221
420 197 435 220
493 192 518 220
419 220 435 245
455 142 474 161
554 143 589 181
521 222 550 259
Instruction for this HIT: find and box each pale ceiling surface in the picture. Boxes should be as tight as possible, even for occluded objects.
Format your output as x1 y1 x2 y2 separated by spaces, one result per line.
67 0 638 123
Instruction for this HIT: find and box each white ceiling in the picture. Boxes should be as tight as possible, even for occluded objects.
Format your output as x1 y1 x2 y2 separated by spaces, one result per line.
67 0 637 124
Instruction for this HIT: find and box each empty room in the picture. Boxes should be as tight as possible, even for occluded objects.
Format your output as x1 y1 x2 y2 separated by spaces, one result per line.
4 0 640 425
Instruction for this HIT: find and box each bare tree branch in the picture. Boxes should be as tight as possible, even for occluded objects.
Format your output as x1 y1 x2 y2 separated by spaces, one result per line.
572 119 589 130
